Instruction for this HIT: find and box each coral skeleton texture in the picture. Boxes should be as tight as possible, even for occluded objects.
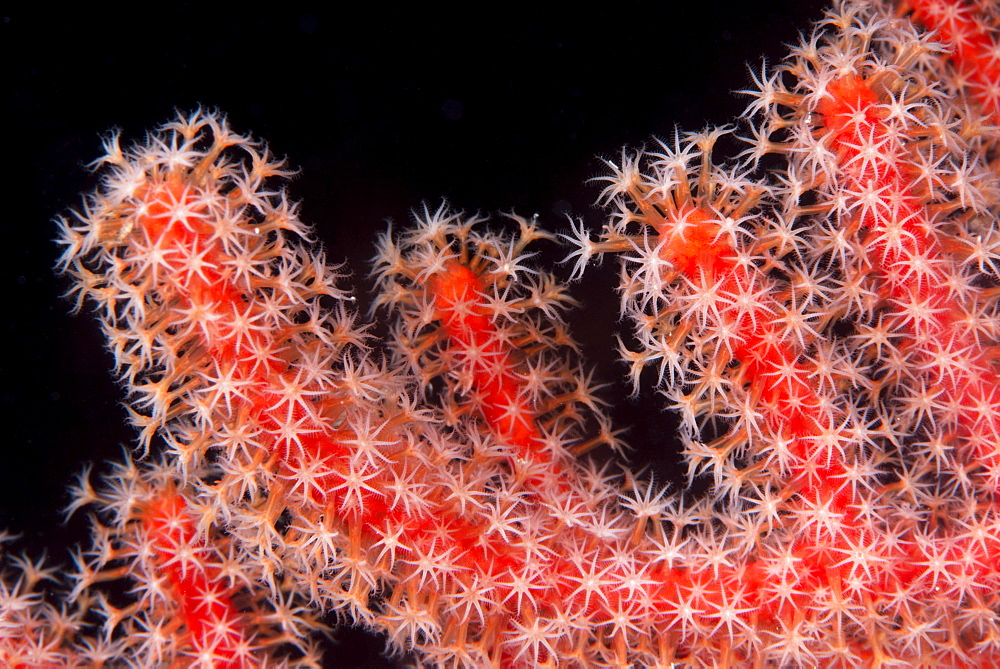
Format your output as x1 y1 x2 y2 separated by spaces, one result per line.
4 0 1000 666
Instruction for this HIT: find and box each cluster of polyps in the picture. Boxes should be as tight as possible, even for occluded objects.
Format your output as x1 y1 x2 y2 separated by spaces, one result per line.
3 0 1000 667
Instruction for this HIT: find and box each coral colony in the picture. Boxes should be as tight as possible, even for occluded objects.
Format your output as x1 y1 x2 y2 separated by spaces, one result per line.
4 0 1000 666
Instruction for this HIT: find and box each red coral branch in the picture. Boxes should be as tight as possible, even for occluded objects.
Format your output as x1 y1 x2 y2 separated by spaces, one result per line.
4 0 1000 667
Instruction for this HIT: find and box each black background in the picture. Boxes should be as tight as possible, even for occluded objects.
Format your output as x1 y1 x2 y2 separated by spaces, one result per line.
2 2 827 665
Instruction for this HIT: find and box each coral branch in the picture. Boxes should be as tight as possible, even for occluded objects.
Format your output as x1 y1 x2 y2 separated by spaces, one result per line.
4 0 1000 667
